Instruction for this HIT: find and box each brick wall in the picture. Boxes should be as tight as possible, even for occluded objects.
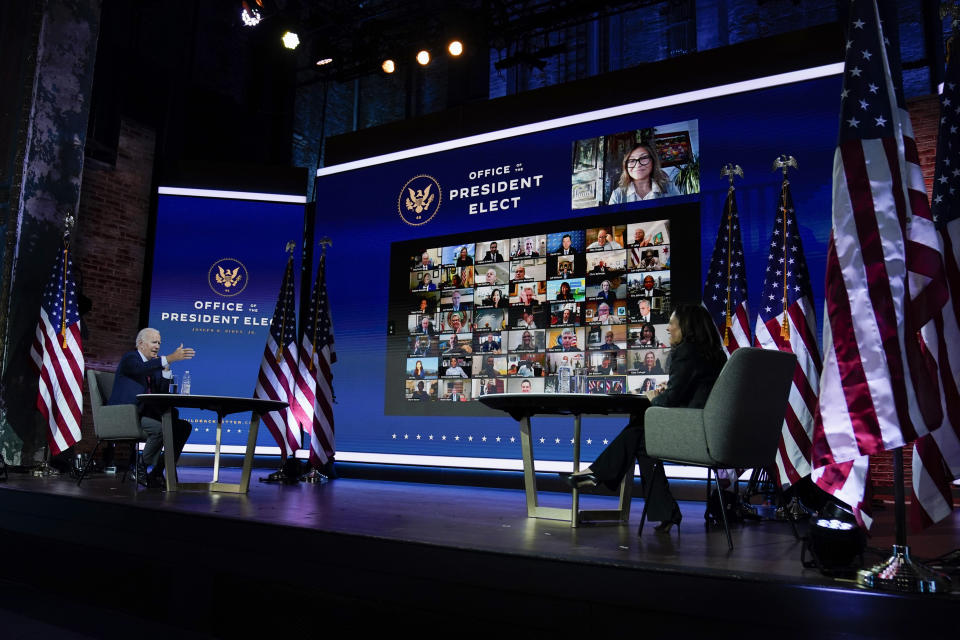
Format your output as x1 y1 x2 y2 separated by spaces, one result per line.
73 119 156 450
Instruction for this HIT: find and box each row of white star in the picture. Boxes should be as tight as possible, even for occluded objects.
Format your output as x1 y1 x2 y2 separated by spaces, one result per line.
390 433 610 444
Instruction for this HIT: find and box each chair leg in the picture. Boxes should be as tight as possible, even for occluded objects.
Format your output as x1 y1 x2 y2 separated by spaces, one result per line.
704 466 713 526
711 468 734 550
637 461 660 536
77 440 102 486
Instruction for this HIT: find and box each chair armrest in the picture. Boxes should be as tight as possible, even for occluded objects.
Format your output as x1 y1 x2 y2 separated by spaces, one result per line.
93 405 143 440
644 407 714 466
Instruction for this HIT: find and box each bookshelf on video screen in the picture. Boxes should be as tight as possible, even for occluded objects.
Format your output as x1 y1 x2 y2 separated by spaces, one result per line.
387 202 701 416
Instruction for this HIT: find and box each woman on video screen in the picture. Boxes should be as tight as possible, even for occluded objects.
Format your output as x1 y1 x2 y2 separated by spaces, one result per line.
608 142 680 204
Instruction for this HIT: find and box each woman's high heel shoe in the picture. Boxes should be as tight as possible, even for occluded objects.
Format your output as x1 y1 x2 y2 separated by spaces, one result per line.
653 507 682 534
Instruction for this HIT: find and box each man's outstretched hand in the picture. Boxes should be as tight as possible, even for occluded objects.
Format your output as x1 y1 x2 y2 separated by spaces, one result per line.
167 344 195 363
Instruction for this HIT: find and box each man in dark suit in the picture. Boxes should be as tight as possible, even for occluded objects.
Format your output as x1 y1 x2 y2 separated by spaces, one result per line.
109 328 195 488
635 298 666 324
481 241 504 262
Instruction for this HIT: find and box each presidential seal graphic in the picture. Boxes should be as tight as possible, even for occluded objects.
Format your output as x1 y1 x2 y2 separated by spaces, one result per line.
398 174 442 226
208 258 249 297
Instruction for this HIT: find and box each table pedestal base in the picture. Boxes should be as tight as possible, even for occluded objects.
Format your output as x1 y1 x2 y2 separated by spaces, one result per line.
162 410 262 494
519 414 632 527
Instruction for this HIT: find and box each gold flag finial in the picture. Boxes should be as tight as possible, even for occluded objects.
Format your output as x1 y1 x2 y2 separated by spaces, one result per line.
721 163 743 191
772 154 798 179
318 236 332 255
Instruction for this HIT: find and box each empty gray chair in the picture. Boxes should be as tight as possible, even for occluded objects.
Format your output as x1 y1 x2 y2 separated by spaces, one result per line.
79 370 146 487
639 347 797 549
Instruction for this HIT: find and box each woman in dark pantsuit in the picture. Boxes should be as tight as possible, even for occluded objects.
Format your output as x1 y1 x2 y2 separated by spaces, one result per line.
568 304 726 532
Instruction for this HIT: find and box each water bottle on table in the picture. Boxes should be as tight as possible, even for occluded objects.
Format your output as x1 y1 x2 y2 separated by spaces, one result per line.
181 370 191 395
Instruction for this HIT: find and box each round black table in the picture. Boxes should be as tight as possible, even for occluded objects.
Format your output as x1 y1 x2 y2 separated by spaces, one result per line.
138 394 287 493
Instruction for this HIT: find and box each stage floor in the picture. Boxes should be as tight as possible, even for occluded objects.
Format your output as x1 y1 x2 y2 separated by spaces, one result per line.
1 466 959 636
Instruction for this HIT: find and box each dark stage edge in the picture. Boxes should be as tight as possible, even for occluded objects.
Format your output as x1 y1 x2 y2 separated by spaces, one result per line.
1 468 958 637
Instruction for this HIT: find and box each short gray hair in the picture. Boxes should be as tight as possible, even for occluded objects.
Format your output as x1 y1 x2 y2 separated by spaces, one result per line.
135 327 158 346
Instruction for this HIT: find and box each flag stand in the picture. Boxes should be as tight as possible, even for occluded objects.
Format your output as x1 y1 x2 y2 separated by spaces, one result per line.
856 447 949 592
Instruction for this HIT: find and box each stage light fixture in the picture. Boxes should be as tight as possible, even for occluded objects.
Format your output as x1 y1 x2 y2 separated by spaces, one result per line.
416 50 430 66
282 31 300 50
316 58 333 67
382 59 396 74
240 1 262 27
801 502 865 576
448 40 464 56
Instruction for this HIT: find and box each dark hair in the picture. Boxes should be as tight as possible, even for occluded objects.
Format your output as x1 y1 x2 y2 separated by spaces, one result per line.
618 142 670 193
672 304 725 364
640 322 656 340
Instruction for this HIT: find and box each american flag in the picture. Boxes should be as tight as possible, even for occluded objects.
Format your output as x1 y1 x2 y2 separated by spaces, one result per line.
293 253 337 468
753 175 822 489
254 255 301 457
702 182 750 354
812 0 957 527
911 28 960 530
29 243 84 455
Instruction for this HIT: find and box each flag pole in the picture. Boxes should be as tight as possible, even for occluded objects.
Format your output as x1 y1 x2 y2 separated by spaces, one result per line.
771 155 797 340
276 242 295 363
856 447 949 592
303 237 333 485
35 212 77 478
719 163 743 347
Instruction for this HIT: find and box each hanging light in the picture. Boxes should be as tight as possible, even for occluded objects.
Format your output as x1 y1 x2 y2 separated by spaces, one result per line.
447 40 464 56
316 58 333 67
416 50 430 66
240 1 262 27
382 59 396 74
282 31 300 50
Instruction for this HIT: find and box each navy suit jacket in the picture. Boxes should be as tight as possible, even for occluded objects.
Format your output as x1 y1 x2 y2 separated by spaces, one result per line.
109 350 170 416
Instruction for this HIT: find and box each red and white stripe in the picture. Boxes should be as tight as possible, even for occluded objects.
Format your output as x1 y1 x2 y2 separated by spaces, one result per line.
254 335 301 457
290 342 315 434
814 1 960 529
723 302 751 357
812 454 874 529
29 309 84 455
902 112 960 528
813 139 930 467
755 296 821 488
303 338 335 467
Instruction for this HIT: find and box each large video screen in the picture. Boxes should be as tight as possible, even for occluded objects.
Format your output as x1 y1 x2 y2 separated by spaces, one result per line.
314 64 842 466
388 203 700 414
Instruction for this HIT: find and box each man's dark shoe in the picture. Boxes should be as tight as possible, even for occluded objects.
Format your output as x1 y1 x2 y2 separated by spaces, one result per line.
144 470 165 490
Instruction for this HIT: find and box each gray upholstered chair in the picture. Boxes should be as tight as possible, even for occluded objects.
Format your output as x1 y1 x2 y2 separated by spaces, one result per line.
79 370 146 487
639 347 797 549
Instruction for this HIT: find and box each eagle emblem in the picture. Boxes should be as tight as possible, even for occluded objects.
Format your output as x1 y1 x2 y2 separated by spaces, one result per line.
405 185 435 214
397 175 442 226
215 265 242 289
208 258 249 297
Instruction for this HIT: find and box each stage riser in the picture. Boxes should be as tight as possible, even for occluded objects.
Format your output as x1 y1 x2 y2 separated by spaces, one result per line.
0 486 954 635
